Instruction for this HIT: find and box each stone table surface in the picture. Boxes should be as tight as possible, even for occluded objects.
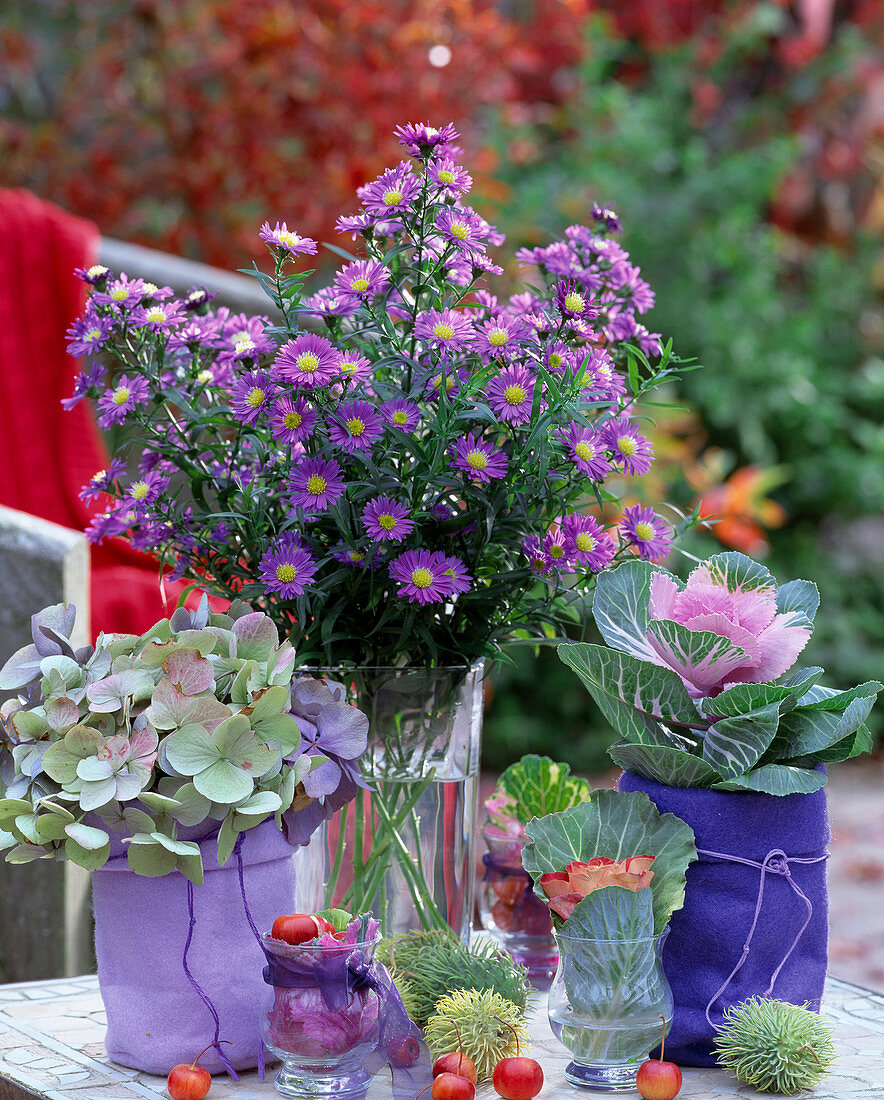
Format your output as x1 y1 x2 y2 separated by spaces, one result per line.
0 974 882 1099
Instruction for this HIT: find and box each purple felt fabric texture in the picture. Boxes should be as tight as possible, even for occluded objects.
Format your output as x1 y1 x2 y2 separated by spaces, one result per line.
617 771 830 1066
92 821 297 1075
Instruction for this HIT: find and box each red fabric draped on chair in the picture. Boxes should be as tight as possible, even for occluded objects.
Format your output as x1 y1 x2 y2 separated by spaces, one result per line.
0 188 185 634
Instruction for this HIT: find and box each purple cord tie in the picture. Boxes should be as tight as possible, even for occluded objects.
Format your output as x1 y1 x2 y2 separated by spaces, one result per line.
697 845 829 1030
182 880 240 1081
234 832 266 1080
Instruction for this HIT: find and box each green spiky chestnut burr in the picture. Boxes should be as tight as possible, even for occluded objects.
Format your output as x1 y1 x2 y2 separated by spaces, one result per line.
424 989 528 1081
712 996 836 1094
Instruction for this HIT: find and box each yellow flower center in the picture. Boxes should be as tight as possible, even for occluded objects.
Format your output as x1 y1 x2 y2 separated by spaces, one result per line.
564 291 585 313
86 327 102 342
246 387 266 409
232 330 251 345
378 513 397 531
276 564 297 583
112 387 131 406
431 374 456 392
503 384 526 407
146 306 166 323
111 286 128 301
488 329 509 347
549 544 565 559
92 469 106 483
466 450 488 471
341 360 358 373
411 567 434 588
575 441 595 461
349 550 365 563
87 265 107 279
635 521 655 542
548 353 563 369
306 475 328 496
617 436 637 457
598 365 613 379
437 170 455 184
284 411 303 429
432 322 455 341
197 369 213 384
142 282 159 295
350 277 370 293
382 188 403 206
346 417 366 437
130 481 150 501
449 221 469 240
392 410 408 425
296 353 320 374
575 533 596 552
277 231 299 247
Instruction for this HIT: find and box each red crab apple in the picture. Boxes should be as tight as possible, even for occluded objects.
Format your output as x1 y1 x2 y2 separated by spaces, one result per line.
270 912 335 945
492 1056 544 1099
431 1072 476 1100
636 1017 682 1100
166 1041 229 1100
433 1051 478 1084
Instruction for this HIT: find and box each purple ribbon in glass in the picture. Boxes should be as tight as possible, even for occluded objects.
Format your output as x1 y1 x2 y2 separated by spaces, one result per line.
697 845 829 1029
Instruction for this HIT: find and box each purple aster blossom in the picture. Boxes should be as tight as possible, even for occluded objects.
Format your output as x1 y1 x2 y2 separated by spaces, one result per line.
332 260 390 305
465 289 502 317
269 395 317 445
603 304 638 344
129 299 187 334
183 286 217 312
394 121 461 159
211 520 231 544
216 314 276 364
620 504 673 562
84 506 131 545
327 399 383 453
506 291 543 318
66 311 115 358
423 365 467 401
413 306 475 354
486 365 536 426
230 370 277 425
434 206 489 255
609 262 656 314
74 264 111 285
438 554 471 596
562 513 616 572
449 432 508 485
602 417 655 477
131 520 174 553
523 535 552 576
331 544 384 571
591 203 623 233
92 273 149 311
634 324 663 357
299 286 357 319
273 332 342 388
381 398 420 432
96 374 151 429
554 280 599 324
542 341 574 375
258 533 318 598
287 455 346 514
361 497 415 543
544 525 571 570
359 162 420 217
474 314 530 359
427 157 472 198
334 212 376 239
582 350 627 401
78 458 126 504
388 549 449 606
337 351 372 386
138 281 175 301
558 423 612 481
258 221 318 256
61 361 108 410
120 469 169 513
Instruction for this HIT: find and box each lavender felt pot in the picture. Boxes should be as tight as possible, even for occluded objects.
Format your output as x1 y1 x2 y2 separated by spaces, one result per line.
92 820 296 1075
618 771 830 1067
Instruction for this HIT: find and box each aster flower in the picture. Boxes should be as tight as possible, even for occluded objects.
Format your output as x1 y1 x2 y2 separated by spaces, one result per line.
602 418 654 477
258 533 318 598
558 424 612 481
427 157 472 198
449 433 508 485
93 273 149 312
121 470 169 514
359 162 420 217
274 333 342 388
544 526 571 570
332 260 390 305
424 365 467 401
78 459 126 504
634 325 663 357
437 554 471 596
258 221 319 256
413 307 475 354
300 287 356 319
361 498 415 543
183 286 216 312
331 544 384 571
434 206 488 255
218 315 276 363
584 350 627 401
337 351 372 386
486 365 536 426
74 264 111 285
129 300 186 333
269 395 317 445
62 361 108 410
542 342 574 375
474 315 530 359
381 398 420 432
553 279 598 325
620 505 673 562
523 535 552 576
84 507 131 545
96 374 151 428
591 203 623 233
388 549 451 606
327 399 383 453
287 456 346 514
394 121 461 159
562 513 616 572
66 312 115 358
230 370 276 424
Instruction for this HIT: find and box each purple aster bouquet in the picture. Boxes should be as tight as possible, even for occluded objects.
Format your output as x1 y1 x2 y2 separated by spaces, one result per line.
61 122 694 932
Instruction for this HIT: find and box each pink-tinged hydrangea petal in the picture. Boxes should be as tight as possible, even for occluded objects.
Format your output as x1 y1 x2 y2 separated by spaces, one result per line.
726 613 812 687
649 572 680 621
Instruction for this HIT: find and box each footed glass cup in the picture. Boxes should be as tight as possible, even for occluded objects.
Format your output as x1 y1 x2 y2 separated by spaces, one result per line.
547 928 673 1091
261 933 381 1098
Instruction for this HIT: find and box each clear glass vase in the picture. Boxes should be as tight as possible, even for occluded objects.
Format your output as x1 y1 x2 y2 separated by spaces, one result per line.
547 928 673 1091
260 932 382 1098
294 663 483 938
477 826 558 986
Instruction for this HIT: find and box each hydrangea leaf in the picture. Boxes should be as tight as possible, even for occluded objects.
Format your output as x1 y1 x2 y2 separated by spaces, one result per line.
8 710 52 740
193 758 254 803
712 764 827 796
177 851 204 886
162 724 223 776
77 776 119 812
125 835 177 877
137 791 182 812
522 789 697 933
6 843 52 864
232 613 279 663
590 559 665 662
35 814 71 842
0 643 43 690
268 644 297 686
230 660 262 705
608 741 723 788
37 798 75 822
162 648 215 696
40 655 85 698
64 822 110 850
234 790 282 816
14 814 42 844
245 685 291 724
44 697 80 732
86 670 155 713
77 757 114 783
146 679 231 732
42 726 102 785
213 715 280 774
216 813 238 867
166 782 211 826
152 832 201 858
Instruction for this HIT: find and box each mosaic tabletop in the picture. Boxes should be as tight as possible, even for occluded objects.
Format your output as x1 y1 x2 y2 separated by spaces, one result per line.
0 974 882 1099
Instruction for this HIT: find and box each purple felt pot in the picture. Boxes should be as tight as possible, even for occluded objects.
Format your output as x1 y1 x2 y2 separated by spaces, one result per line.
92 820 297 1075
618 770 830 1067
